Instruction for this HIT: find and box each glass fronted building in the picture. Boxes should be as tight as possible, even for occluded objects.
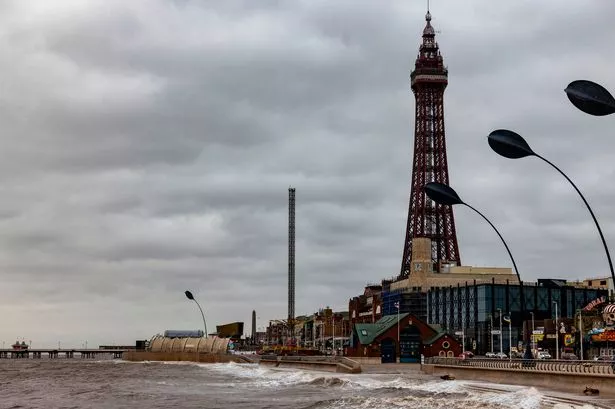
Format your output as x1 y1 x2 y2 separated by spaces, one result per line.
426 278 608 355
381 290 427 321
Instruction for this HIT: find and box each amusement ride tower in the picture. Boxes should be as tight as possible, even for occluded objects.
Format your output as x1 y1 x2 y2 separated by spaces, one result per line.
399 8 461 279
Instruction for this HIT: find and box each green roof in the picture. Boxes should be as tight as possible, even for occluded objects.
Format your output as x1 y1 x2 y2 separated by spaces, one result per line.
354 313 410 345
428 323 443 333
423 332 447 345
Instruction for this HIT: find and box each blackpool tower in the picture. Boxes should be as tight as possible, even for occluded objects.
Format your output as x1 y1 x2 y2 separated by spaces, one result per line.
399 8 461 278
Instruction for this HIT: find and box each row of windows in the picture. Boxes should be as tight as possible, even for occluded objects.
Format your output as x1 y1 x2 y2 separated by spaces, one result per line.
428 284 605 324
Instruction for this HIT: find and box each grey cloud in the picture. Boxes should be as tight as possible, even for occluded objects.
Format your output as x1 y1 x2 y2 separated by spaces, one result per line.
0 0 614 347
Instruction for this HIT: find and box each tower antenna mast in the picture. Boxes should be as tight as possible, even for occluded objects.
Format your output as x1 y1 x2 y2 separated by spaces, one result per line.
288 187 296 342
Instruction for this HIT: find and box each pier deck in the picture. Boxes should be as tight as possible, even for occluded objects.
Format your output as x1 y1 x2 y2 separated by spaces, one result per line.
0 349 125 359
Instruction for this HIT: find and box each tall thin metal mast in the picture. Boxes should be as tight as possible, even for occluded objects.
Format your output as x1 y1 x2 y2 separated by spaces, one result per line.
288 187 296 330
251 310 256 342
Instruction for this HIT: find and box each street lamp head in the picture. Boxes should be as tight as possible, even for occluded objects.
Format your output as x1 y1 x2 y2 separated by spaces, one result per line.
488 129 535 159
185 290 194 301
424 182 464 206
565 80 615 116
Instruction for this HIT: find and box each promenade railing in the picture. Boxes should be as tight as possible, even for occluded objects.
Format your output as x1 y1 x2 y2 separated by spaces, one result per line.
425 357 615 376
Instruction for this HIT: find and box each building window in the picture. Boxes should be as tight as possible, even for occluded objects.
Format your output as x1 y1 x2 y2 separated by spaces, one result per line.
601 280 607 286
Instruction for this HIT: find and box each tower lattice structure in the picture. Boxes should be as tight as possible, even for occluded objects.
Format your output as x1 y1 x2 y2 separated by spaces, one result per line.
399 9 461 278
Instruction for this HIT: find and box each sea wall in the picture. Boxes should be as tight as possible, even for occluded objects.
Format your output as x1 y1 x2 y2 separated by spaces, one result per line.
422 364 615 398
349 357 384 364
122 351 252 364
259 356 361 374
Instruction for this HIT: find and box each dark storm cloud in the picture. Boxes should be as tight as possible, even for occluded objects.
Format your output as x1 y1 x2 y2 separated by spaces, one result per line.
0 0 613 347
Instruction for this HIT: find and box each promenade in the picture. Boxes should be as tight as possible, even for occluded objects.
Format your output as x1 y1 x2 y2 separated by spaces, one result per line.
421 357 615 405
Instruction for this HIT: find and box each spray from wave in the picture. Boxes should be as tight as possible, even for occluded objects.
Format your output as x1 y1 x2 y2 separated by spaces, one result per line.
201 363 605 409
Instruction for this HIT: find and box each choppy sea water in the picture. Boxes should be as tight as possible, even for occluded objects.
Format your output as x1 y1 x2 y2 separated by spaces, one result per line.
0 359 612 409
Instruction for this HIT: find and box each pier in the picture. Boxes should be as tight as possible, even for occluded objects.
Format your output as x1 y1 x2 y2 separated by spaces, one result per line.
0 349 125 359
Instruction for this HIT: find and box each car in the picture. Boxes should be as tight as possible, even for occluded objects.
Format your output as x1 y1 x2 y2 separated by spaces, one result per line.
561 352 578 360
458 351 474 359
485 352 497 358
537 351 552 359
494 352 507 359
593 355 612 361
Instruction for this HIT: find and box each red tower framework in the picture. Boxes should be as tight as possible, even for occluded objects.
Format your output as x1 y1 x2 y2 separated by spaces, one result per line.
399 9 461 278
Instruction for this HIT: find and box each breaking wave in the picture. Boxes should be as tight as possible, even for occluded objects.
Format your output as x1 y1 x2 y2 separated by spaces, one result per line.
201 362 604 409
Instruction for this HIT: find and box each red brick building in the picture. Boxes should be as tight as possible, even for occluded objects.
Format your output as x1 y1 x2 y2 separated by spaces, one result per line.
348 285 383 325
344 312 461 363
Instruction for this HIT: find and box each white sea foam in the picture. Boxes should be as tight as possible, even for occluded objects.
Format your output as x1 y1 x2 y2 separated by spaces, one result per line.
551 404 600 409
204 362 319 387
194 363 604 409
316 388 544 409
98 360 606 408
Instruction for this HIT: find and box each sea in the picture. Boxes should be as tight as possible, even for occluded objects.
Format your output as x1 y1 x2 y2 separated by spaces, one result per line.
1 359 613 409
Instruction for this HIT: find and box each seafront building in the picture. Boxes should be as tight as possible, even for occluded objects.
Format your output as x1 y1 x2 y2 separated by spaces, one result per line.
426 278 609 355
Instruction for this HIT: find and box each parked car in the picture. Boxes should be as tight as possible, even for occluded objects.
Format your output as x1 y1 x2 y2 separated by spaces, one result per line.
485 352 496 358
537 351 552 359
458 351 474 359
494 352 507 359
561 352 578 360
593 355 612 361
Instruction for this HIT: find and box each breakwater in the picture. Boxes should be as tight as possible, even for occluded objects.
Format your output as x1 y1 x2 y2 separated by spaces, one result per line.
122 351 252 364
259 355 361 373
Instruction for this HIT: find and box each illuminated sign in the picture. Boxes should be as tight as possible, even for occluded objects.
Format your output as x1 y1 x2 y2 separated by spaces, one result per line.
584 296 606 311
590 330 615 343
564 334 575 346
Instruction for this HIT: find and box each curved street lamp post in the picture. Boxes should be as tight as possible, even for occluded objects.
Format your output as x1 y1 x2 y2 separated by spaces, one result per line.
424 183 521 283
566 79 614 358
564 80 615 117
488 129 615 287
424 182 533 359
185 290 208 337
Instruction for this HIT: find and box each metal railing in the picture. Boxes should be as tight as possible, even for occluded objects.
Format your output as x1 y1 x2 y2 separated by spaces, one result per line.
425 357 615 376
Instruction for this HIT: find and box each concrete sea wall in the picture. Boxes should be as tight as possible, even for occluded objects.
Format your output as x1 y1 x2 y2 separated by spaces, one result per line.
346 357 382 365
259 356 362 374
422 364 615 398
122 351 252 364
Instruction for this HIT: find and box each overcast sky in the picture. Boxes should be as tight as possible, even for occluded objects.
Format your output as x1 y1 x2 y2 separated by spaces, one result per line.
1 0 614 348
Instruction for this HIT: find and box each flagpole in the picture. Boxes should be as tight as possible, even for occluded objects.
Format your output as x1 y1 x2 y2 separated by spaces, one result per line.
497 308 503 354
490 314 494 354
579 309 584 360
508 313 512 362
397 301 400 362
